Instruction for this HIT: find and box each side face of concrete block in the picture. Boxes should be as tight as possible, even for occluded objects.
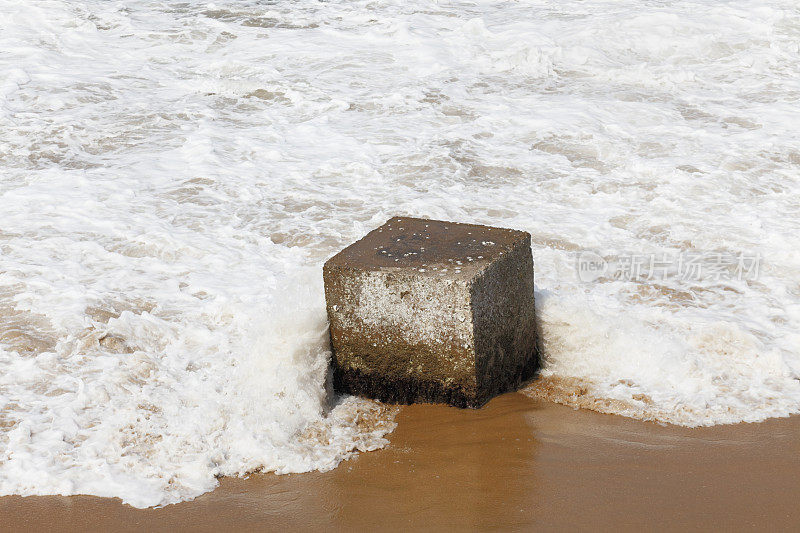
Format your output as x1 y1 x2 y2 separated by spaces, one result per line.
324 267 478 405
323 216 538 408
470 235 538 405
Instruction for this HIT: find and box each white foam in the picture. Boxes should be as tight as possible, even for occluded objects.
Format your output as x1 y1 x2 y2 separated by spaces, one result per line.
1 0 799 507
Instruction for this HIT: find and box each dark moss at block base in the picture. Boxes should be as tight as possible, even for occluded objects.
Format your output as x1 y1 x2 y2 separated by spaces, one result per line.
332 352 540 409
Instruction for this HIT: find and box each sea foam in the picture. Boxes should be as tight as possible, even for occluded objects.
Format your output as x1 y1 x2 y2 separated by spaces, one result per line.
1 0 799 507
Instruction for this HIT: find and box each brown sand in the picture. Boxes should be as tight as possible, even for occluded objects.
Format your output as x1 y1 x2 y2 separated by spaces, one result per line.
2 393 798 532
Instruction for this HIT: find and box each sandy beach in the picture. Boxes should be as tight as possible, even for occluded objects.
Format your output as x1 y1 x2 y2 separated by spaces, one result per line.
3 393 798 531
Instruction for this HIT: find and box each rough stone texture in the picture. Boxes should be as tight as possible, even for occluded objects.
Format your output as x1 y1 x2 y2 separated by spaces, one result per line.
323 216 539 408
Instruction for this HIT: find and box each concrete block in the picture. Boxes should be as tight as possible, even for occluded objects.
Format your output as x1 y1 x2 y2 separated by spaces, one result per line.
323 216 539 408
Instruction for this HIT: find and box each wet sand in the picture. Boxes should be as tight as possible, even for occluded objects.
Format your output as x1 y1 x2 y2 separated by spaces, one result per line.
2 393 799 531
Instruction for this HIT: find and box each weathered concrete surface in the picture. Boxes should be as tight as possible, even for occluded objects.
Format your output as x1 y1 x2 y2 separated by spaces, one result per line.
323 216 539 408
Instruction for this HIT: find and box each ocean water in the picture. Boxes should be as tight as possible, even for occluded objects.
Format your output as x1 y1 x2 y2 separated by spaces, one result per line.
1 0 799 507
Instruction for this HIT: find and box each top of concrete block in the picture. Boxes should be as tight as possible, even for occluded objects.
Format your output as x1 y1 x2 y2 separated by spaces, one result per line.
325 216 530 276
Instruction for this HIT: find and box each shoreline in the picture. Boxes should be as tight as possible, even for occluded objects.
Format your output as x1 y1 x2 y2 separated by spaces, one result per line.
3 393 798 531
